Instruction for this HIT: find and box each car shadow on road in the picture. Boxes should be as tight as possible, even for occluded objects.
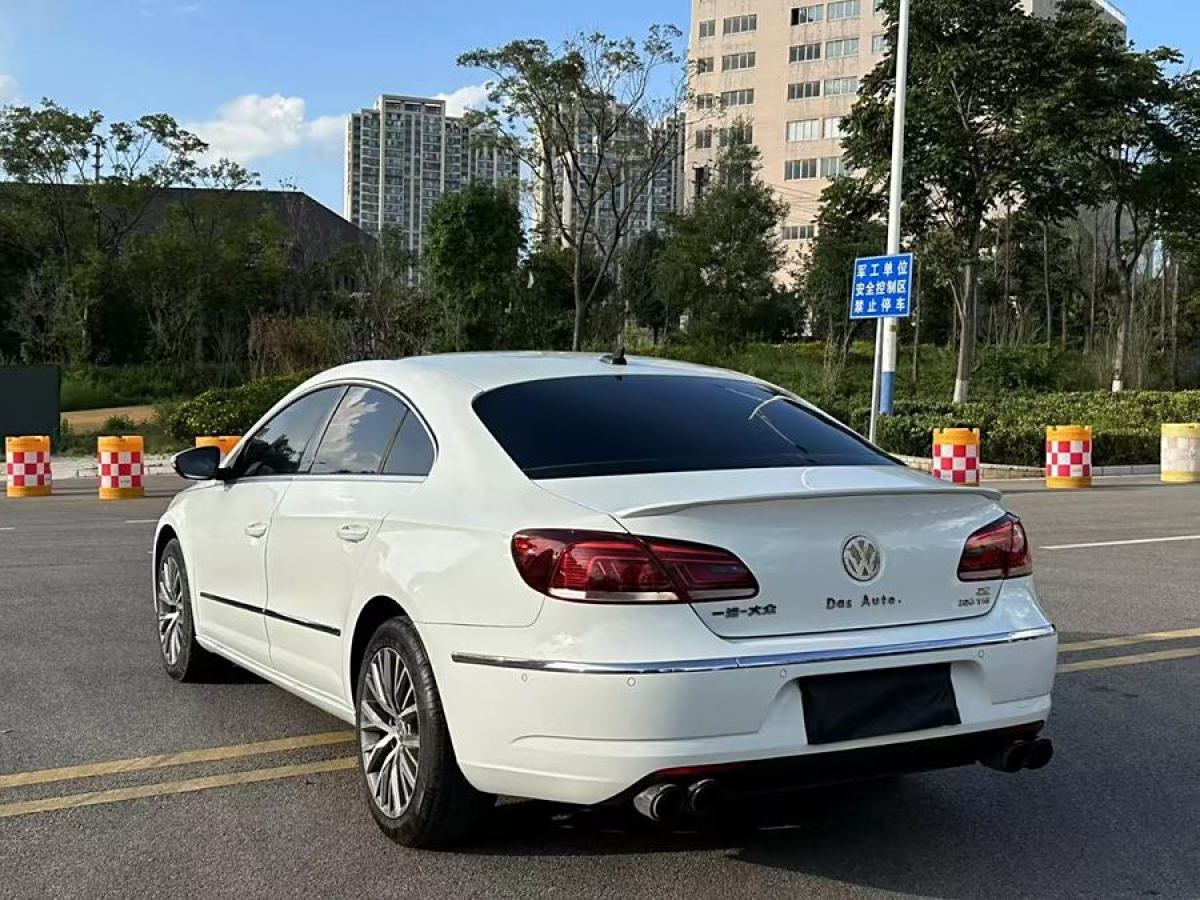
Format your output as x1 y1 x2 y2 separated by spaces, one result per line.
459 773 1139 899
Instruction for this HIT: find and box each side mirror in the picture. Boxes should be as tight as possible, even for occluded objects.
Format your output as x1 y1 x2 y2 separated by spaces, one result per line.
173 445 224 481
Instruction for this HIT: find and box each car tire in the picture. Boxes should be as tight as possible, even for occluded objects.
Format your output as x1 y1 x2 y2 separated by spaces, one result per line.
355 616 494 849
155 538 219 682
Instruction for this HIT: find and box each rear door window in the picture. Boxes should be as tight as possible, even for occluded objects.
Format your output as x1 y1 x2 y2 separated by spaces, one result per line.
310 387 408 475
473 375 891 479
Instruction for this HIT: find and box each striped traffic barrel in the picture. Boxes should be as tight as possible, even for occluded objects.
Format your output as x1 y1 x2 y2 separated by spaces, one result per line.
195 435 241 462
5 435 52 498
931 428 981 485
1045 425 1093 490
1161 423 1200 484
98 435 145 500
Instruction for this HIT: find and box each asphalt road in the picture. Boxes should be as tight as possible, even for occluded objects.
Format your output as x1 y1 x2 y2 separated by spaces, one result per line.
1 475 1198 899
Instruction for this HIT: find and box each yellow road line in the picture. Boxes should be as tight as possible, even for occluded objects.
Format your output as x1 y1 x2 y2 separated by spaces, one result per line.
0 731 353 790
1058 646 1200 674
0 757 357 820
1059 626 1200 654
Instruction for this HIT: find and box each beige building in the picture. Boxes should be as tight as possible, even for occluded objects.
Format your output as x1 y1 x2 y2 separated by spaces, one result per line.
685 0 1127 255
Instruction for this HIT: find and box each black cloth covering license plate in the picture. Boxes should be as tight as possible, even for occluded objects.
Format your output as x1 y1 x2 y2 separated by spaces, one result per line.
799 663 961 745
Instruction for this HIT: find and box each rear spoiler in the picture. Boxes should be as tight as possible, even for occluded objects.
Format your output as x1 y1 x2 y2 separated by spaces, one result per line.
615 485 1003 519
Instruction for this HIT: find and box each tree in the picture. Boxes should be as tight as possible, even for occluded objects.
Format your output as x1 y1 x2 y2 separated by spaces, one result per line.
1036 1 1200 392
423 184 524 351
619 229 669 344
658 143 787 347
508 242 579 349
459 27 688 350
846 0 1056 403
0 100 249 364
799 177 887 394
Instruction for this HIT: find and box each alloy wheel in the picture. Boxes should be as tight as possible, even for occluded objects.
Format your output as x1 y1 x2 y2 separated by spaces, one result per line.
359 646 421 818
155 555 185 666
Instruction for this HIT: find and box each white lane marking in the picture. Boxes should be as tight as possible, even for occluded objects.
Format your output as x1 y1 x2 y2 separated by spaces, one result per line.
1041 534 1200 551
124 519 159 525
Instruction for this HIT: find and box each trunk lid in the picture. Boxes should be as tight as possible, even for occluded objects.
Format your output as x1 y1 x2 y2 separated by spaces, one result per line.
536 466 1009 638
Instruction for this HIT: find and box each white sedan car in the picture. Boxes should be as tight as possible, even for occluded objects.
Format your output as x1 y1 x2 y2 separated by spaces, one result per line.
156 353 1057 847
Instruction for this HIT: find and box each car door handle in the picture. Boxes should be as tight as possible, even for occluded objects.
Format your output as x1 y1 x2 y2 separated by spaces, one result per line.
245 522 269 539
337 524 370 544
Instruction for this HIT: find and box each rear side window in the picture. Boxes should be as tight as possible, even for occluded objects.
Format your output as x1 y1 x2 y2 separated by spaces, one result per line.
383 414 435 477
311 387 408 475
473 375 891 479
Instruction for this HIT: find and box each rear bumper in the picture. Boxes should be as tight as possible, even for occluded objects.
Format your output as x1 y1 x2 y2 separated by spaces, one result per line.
622 721 1048 801
423 617 1058 806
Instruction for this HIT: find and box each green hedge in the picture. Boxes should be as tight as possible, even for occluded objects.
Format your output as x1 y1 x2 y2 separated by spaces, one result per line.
62 365 248 411
854 391 1200 467
162 373 312 442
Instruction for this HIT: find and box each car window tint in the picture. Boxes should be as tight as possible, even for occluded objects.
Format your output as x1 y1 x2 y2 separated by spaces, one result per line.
473 375 892 479
383 412 435 477
310 387 407 475
237 387 344 478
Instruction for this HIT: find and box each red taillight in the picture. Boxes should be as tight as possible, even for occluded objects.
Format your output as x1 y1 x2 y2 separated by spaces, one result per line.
958 515 1033 582
511 530 759 604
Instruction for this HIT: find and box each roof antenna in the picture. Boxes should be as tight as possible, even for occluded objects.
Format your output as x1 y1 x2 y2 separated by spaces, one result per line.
601 345 628 367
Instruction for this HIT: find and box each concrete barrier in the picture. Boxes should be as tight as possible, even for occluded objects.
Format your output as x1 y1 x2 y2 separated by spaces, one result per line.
5 435 52 498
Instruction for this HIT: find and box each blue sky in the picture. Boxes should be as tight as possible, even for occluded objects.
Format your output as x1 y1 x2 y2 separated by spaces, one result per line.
0 0 1195 214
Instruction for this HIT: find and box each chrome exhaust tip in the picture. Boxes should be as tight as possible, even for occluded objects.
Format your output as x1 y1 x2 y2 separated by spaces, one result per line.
633 783 685 823
1025 737 1054 770
685 778 722 818
981 740 1033 773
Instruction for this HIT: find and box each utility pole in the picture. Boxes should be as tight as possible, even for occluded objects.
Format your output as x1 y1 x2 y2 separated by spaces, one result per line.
869 0 911 442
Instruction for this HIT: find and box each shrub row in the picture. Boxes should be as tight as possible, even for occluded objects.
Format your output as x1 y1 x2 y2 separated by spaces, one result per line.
849 391 1200 467
62 364 248 411
162 373 311 442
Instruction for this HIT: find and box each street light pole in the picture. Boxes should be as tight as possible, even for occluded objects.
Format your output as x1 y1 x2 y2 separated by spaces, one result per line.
869 0 911 444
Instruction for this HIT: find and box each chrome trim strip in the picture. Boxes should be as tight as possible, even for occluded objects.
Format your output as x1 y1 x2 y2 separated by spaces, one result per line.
450 624 1057 676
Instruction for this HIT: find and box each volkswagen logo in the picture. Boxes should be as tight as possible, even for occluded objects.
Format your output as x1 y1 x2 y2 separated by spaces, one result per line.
842 536 882 583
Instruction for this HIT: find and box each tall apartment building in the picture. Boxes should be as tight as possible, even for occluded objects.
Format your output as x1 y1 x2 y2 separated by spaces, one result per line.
685 0 1127 253
344 95 520 256
533 104 687 247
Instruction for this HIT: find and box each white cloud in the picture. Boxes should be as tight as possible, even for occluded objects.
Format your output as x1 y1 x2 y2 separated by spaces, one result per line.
184 94 344 165
434 83 491 118
0 74 20 105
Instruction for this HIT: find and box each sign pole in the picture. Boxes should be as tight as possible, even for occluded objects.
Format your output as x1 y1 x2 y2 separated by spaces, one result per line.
877 0 911 430
869 319 884 443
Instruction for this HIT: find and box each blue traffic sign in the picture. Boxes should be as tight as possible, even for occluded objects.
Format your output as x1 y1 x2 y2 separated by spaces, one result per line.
850 253 914 320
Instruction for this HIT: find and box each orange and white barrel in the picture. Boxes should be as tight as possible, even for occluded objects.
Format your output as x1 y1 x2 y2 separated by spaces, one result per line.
1046 425 1092 490
931 428 981 485
98 435 145 500
5 435 52 498
1161 423 1200 484
195 435 241 462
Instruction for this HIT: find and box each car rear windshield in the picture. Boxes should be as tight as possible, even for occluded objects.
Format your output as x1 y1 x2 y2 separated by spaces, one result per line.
472 374 893 479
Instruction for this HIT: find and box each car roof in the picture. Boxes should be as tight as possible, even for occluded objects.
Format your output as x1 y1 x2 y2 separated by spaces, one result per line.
312 352 758 394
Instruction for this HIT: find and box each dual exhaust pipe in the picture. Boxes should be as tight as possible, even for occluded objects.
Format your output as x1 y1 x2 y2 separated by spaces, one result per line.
633 778 722 823
980 737 1054 773
634 737 1054 822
